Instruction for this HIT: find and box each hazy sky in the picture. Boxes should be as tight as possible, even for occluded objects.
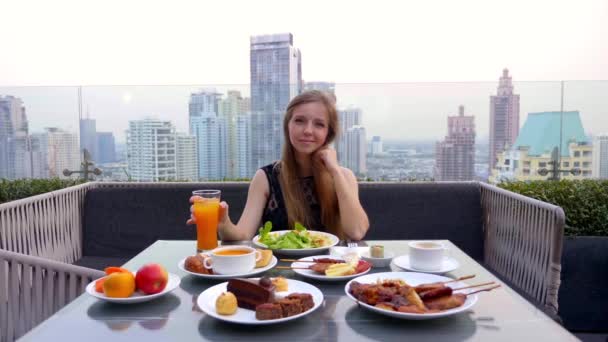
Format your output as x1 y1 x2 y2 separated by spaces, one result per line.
1 0 607 141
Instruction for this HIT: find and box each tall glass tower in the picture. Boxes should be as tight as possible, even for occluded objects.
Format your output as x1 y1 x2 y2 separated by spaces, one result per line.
250 33 302 172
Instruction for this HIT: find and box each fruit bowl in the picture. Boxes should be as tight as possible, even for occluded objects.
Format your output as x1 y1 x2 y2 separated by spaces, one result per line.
86 273 181 304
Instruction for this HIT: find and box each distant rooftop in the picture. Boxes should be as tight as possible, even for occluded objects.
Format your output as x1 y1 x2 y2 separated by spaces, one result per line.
513 111 588 156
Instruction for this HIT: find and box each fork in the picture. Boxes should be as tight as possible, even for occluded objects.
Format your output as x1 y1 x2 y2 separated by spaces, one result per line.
346 240 358 248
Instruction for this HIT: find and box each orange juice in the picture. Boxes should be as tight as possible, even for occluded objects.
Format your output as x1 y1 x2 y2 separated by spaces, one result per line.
193 198 220 251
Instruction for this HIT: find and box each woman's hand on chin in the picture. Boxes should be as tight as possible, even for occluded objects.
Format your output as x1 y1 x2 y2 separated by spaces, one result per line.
314 147 341 175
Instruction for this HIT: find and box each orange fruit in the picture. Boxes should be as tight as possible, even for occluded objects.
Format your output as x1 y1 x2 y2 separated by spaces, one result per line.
103 272 136 298
95 277 106 293
104 266 130 275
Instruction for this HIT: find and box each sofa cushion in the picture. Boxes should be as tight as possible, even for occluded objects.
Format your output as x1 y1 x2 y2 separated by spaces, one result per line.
359 182 484 261
83 184 249 259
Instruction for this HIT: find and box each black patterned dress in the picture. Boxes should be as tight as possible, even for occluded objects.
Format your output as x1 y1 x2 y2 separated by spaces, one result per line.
260 162 325 231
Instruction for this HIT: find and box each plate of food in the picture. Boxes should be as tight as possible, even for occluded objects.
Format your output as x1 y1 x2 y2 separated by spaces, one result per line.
345 272 499 320
86 264 180 304
252 222 339 256
288 255 372 281
178 249 277 280
197 277 324 325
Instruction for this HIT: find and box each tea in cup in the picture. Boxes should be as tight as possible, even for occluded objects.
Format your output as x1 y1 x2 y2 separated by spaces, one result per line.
202 245 262 275
408 241 446 271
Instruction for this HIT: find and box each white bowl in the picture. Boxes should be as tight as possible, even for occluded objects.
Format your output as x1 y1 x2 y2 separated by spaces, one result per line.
360 250 394 268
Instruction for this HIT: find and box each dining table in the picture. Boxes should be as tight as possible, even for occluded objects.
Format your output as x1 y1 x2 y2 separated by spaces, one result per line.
18 240 577 341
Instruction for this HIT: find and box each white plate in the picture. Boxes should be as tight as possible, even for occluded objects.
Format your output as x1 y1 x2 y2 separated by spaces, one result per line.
344 272 477 320
291 255 371 281
197 278 324 325
392 255 460 274
178 256 278 280
252 230 339 256
360 250 395 268
86 273 180 304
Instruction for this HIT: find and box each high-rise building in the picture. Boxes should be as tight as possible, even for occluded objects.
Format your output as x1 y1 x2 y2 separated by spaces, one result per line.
126 119 176 182
489 69 520 173
434 105 476 181
490 111 592 182
96 132 116 164
190 114 227 180
79 118 97 160
189 90 227 180
190 89 221 117
41 128 80 179
371 136 383 155
234 115 252 179
346 126 367 175
250 33 302 171
336 107 362 165
0 96 26 179
28 133 47 179
592 133 608 179
175 133 198 181
219 90 251 178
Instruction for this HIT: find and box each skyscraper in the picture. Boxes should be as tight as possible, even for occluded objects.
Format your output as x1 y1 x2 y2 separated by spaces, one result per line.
219 90 251 178
0 96 27 179
250 33 302 171
96 132 116 164
79 118 97 160
346 126 367 175
336 107 362 165
175 133 198 181
593 133 608 179
234 115 252 179
126 119 176 181
371 136 383 155
189 90 227 180
41 128 80 179
489 68 520 172
435 105 476 181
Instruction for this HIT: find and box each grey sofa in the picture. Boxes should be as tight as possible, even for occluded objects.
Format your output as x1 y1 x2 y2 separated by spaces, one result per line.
1 181 565 341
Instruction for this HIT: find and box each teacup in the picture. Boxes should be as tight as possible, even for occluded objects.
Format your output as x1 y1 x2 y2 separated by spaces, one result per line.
202 245 262 275
408 241 446 271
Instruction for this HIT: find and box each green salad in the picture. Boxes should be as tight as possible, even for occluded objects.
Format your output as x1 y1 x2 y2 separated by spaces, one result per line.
257 221 331 249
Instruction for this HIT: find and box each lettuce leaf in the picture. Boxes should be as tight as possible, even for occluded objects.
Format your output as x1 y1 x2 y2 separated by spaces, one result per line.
257 221 316 249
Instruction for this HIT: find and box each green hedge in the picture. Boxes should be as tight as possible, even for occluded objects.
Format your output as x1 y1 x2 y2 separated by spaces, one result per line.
499 180 608 237
0 178 85 204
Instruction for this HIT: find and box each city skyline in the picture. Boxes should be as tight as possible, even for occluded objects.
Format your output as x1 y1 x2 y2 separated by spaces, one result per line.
2 79 608 143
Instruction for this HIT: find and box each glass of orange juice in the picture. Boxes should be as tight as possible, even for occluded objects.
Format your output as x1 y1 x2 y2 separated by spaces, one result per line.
192 189 221 252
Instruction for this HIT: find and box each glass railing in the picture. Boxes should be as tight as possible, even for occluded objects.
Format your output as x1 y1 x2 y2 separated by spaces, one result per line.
1 81 607 183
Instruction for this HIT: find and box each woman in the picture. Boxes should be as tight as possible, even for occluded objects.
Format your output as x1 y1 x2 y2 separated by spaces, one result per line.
188 90 369 241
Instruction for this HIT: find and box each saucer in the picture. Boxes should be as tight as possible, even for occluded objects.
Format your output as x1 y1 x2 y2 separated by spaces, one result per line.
392 255 459 274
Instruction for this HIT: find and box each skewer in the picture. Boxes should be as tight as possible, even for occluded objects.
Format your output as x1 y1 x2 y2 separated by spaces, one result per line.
275 266 310 270
452 281 495 291
280 259 342 263
441 275 475 284
467 284 501 295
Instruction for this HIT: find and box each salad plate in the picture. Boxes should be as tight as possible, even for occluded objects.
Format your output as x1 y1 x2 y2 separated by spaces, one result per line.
252 223 339 256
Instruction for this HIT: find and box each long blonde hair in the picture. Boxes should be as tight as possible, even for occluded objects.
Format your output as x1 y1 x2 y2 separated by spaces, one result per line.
278 90 342 238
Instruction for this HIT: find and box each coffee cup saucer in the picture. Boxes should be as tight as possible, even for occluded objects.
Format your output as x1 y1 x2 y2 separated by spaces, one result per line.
392 255 460 274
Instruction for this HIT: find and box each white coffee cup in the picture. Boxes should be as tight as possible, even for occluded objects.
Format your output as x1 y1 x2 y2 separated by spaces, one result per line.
408 241 446 271
202 245 261 275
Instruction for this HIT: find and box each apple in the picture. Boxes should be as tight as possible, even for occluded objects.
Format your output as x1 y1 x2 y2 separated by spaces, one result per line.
135 263 168 295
